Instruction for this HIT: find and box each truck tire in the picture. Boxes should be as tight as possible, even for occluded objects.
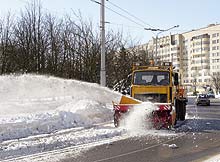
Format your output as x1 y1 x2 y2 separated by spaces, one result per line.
179 100 186 121
174 99 180 120
175 99 186 121
175 99 181 120
114 112 120 127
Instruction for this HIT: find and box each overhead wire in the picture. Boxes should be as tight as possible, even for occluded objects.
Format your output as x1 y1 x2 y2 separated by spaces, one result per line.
92 1 220 36
106 22 144 30
106 0 156 29
104 5 146 28
90 0 154 32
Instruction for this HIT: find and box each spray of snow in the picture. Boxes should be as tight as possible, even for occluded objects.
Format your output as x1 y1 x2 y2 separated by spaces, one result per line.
121 102 158 135
120 102 177 137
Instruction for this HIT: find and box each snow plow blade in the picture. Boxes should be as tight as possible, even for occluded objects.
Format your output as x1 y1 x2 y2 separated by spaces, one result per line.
113 95 175 129
119 95 141 105
112 95 141 112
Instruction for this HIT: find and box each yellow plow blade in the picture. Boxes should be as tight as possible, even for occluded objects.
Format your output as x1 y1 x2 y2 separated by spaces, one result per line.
119 95 142 105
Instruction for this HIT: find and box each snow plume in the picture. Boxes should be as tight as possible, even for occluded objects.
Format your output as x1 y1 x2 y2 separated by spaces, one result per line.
122 102 158 135
0 74 122 141
0 74 122 112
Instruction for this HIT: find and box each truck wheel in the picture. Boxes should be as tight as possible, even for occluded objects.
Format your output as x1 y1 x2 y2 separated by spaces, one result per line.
175 99 180 120
114 112 120 127
179 101 186 121
180 112 185 120
154 121 163 130
152 112 162 130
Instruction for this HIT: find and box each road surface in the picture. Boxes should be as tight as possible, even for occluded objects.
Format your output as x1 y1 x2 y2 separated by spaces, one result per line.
61 97 220 162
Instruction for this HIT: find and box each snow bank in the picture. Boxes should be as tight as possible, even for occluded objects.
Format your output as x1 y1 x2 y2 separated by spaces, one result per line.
0 74 122 141
204 154 220 162
0 74 122 107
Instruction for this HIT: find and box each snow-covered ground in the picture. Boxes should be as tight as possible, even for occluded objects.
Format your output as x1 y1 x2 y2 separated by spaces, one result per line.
0 74 177 161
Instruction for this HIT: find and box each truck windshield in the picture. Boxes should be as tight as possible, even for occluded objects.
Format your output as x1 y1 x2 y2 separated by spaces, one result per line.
133 71 170 85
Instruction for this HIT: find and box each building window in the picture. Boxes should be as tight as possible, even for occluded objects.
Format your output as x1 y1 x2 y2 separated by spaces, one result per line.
212 52 220 57
212 46 219 50
183 39 188 44
213 33 218 38
203 41 210 44
212 33 219 37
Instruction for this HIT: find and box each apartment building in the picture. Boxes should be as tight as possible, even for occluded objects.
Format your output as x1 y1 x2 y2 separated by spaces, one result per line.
146 24 220 92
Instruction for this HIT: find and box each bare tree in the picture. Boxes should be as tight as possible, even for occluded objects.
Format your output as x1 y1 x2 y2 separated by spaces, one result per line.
0 0 148 89
14 0 47 73
44 13 63 75
211 72 220 94
0 12 15 74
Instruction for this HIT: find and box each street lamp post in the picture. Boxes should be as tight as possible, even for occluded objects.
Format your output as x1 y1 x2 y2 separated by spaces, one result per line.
145 25 179 64
91 0 106 86
194 78 197 96
100 0 106 87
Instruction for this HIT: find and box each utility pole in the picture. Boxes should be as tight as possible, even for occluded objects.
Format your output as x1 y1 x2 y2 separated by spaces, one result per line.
200 36 203 69
155 35 158 64
100 0 106 86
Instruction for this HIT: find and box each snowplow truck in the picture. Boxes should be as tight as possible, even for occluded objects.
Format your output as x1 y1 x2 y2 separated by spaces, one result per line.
113 62 187 129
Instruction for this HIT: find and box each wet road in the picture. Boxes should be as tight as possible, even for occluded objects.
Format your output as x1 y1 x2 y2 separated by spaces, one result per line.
61 97 220 162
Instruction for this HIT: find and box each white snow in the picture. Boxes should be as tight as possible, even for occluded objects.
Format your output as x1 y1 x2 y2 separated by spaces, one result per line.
168 144 178 149
0 74 124 160
0 75 122 140
162 143 178 149
121 102 156 135
0 74 177 161
215 94 220 99
204 154 220 162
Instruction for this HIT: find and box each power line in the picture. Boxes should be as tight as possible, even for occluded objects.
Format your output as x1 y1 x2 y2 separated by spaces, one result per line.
107 0 155 29
105 5 146 28
91 0 148 29
106 22 144 29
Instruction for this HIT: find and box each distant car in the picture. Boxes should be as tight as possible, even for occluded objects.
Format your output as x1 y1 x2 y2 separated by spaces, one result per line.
207 93 215 98
196 94 210 106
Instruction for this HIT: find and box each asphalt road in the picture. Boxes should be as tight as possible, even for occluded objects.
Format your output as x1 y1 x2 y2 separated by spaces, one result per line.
61 97 220 162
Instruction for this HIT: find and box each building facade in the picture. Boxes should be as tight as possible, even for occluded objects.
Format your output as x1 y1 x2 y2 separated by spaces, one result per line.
146 24 220 92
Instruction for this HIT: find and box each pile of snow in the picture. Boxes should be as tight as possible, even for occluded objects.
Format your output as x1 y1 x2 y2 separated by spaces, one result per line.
216 94 220 99
0 74 122 141
204 154 220 162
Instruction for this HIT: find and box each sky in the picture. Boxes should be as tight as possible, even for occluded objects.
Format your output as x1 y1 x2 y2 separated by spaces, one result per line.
1 0 220 43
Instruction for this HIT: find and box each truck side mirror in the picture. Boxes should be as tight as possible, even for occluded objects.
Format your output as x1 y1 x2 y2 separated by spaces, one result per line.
174 73 179 86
